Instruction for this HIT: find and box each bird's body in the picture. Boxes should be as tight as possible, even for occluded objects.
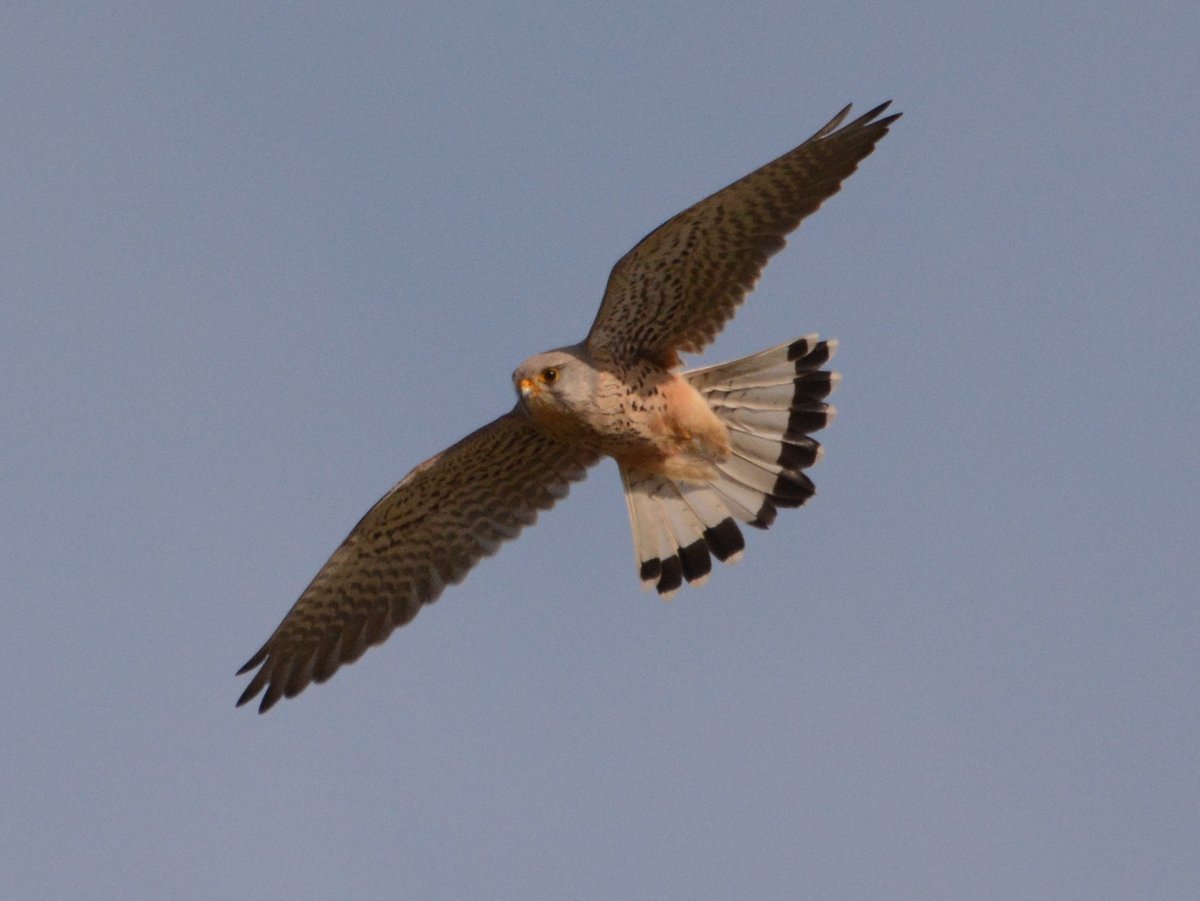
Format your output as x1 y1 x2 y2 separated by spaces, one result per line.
237 101 900 712
517 348 729 480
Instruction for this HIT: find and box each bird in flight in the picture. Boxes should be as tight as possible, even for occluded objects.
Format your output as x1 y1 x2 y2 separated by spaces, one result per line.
237 101 900 712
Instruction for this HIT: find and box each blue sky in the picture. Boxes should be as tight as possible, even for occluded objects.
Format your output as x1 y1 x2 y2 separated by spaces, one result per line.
3 3 1198 899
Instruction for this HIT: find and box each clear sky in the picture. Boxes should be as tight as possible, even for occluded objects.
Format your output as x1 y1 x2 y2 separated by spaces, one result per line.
3 3 1197 899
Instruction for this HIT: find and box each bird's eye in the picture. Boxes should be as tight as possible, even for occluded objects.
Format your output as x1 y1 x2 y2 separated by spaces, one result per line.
541 367 558 383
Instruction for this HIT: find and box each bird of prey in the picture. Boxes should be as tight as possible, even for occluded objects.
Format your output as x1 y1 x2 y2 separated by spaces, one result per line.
237 101 900 712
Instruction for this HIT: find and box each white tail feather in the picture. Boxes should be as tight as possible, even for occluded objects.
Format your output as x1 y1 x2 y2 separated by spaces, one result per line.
620 334 838 595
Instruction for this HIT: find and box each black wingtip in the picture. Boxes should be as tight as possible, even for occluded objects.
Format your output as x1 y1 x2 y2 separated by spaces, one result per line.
813 104 854 140
235 681 261 709
236 647 275 712
817 100 900 141
842 100 902 135
259 680 285 714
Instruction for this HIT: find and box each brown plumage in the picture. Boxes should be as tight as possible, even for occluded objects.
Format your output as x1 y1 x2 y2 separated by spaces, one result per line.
587 102 899 361
237 102 899 712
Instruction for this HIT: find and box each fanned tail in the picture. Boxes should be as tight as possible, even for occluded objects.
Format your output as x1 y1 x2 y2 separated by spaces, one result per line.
621 335 838 596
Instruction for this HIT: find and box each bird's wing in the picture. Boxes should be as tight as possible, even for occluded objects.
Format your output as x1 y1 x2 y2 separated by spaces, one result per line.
236 409 598 713
585 102 899 365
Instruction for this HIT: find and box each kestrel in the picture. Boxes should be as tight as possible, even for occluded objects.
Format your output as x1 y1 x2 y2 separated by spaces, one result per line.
237 101 899 712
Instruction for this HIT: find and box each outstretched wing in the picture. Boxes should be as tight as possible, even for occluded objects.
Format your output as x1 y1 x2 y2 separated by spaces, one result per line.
585 102 899 364
237 409 598 713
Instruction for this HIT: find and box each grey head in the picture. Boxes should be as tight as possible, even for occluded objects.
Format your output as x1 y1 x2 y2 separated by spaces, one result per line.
512 344 597 417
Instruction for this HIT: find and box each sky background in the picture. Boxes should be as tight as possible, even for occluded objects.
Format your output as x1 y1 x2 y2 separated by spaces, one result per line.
3 2 1198 899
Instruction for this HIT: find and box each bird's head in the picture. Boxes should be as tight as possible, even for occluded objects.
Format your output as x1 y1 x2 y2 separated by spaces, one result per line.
512 346 595 420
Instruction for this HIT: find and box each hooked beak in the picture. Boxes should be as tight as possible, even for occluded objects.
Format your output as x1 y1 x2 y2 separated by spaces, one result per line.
518 377 540 398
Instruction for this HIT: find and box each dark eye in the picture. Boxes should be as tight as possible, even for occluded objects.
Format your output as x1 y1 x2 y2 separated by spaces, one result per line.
541 367 558 383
